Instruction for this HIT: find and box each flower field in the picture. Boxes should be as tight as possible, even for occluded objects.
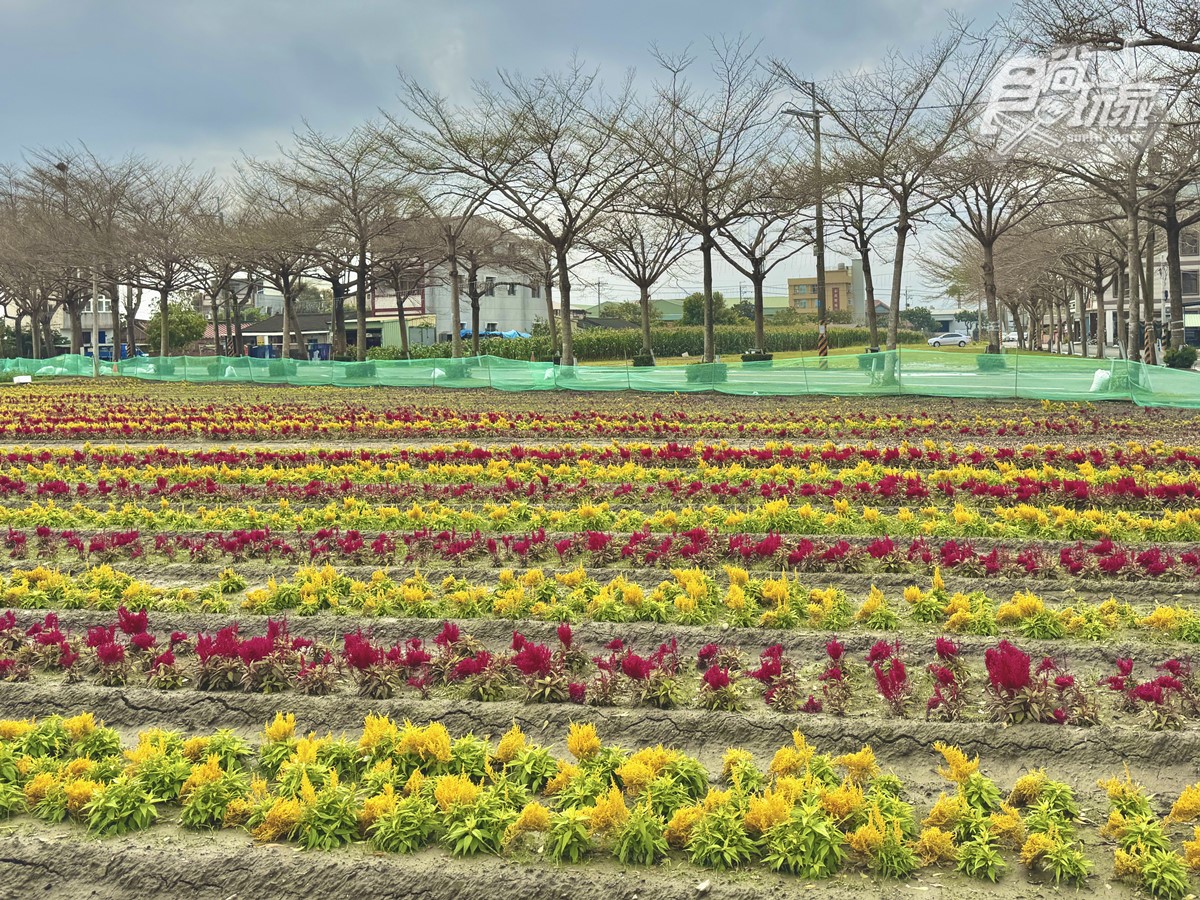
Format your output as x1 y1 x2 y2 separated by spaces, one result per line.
3 383 1200 899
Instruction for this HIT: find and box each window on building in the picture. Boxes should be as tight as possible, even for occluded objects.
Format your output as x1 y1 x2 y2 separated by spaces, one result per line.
794 284 805 295
1183 230 1200 258
507 281 516 296
1183 270 1200 297
531 282 540 298
798 300 808 308
485 277 495 297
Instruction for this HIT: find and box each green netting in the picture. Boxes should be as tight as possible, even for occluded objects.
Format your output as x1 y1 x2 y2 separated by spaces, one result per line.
2 351 1198 408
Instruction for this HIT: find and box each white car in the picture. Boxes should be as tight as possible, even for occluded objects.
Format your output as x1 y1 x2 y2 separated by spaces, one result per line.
927 332 970 348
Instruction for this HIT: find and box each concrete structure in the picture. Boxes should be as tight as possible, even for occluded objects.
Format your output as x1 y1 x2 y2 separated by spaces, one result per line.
788 261 866 323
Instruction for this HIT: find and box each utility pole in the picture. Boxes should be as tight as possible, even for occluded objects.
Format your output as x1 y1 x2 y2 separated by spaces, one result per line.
90 269 100 378
783 91 827 368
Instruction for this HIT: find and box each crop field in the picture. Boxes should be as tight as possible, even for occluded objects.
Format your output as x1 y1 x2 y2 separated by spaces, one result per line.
3 382 1200 899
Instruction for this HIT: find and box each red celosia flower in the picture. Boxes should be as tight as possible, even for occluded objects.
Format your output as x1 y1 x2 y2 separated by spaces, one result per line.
513 642 553 678
130 632 157 652
934 637 960 660
556 622 573 650
621 653 653 681
1052 708 1068 724
928 664 956 686
985 640 1031 696
702 665 732 691
568 682 587 704
697 643 721 667
511 631 528 651
58 642 79 669
342 631 382 671
605 637 625 652
1116 657 1134 677
434 621 460 648
801 695 823 713
825 638 844 662
86 625 116 649
170 631 189 646
95 642 125 666
151 650 175 670
872 657 909 703
238 636 273 666
819 665 843 682
452 650 492 679
1054 674 1075 690
867 640 898 664
117 605 148 636
1036 656 1058 675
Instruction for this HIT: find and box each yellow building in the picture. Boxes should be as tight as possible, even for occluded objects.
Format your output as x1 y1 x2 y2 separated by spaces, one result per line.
787 263 858 319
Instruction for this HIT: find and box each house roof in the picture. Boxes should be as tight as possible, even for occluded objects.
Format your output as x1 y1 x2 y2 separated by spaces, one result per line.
240 314 331 336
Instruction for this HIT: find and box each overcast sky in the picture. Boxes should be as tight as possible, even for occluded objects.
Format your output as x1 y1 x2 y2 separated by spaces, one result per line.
2 0 1012 305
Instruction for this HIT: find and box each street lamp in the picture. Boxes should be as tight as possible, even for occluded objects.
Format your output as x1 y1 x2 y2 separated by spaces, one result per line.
782 91 827 368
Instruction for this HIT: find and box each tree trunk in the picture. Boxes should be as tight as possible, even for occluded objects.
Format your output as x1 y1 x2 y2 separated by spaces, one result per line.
752 262 766 352
471 296 481 357
281 292 292 358
1165 198 1186 349
701 232 714 363
68 302 82 355
887 210 909 350
862 244 879 349
355 250 369 361
447 231 463 360
396 271 415 362
1116 265 1128 357
1126 197 1142 363
556 245 575 367
332 277 347 356
232 291 244 356
981 241 1001 353
1093 274 1107 360
1142 224 1157 365
159 291 170 358
109 280 121 362
639 286 653 357
543 276 558 356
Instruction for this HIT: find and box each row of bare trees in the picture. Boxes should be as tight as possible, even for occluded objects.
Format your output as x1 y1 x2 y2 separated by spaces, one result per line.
3 3 1200 364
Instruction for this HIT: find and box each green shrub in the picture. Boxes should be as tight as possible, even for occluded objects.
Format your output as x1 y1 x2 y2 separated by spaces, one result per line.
1164 345 1197 369
956 830 1006 881
1139 849 1191 900
369 796 438 853
976 354 1008 371
546 808 593 863
613 803 668 865
0 782 25 818
84 777 160 836
762 801 846 878
180 772 249 829
687 805 758 870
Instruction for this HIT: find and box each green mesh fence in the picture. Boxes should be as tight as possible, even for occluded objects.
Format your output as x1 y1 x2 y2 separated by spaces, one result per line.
1 351 1197 407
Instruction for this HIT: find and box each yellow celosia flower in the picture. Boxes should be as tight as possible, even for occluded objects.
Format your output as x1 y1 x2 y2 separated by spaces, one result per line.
834 746 879 783
504 801 552 846
494 724 526 764
23 772 57 806
932 742 979 784
1009 769 1048 806
433 774 480 812
263 712 296 744
847 807 886 855
1182 826 1200 871
0 719 34 741
923 792 966 828
664 804 705 848
1020 832 1057 866
180 754 225 800
745 788 794 835
358 784 398 829
403 769 425 797
567 722 600 761
1113 848 1142 877
252 796 303 842
988 803 1026 848
914 826 957 865
722 748 754 780
587 785 630 833
62 713 97 741
1168 783 1200 824
820 779 865 823
182 736 209 762
545 762 580 795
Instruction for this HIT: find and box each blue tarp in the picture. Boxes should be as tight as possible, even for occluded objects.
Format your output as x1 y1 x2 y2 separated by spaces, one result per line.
459 329 531 339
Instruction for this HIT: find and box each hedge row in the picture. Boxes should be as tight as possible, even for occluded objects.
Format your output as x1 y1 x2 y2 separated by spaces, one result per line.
371 326 925 362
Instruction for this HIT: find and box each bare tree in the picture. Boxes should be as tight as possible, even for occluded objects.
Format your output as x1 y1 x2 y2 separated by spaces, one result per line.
778 33 999 350
639 37 781 363
263 125 406 359
128 163 213 357
391 59 645 366
586 212 690 360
